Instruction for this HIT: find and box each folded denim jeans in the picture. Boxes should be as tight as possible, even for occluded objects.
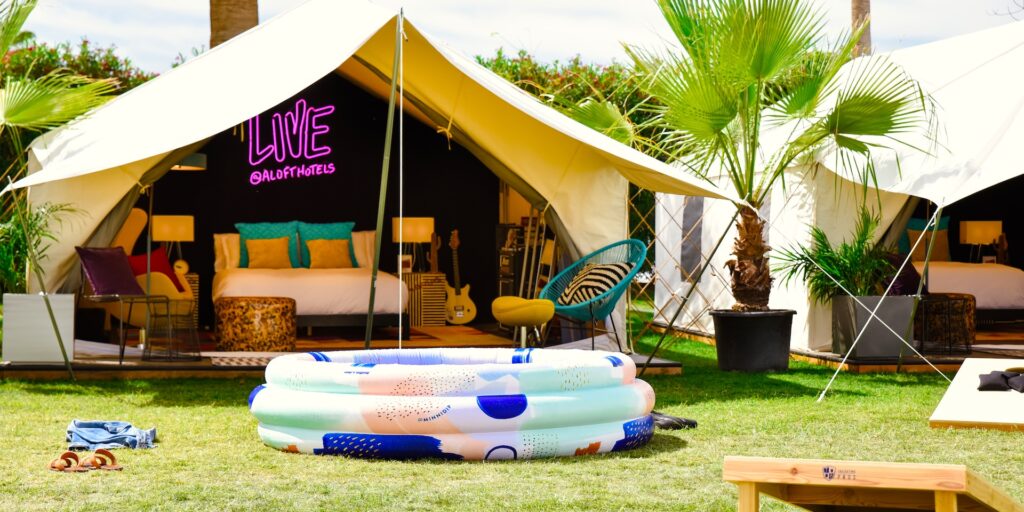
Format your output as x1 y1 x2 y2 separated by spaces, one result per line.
66 420 157 451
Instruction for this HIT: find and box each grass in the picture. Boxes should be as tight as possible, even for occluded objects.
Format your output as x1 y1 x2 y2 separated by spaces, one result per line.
1 338 1022 511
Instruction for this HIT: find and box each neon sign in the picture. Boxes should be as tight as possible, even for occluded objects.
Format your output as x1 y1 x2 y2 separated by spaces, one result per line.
247 98 336 186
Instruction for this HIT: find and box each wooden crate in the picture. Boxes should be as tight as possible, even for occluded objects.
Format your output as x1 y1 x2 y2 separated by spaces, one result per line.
723 456 1024 511
401 272 447 327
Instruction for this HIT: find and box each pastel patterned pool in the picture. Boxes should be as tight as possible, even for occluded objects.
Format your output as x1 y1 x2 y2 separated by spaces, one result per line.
248 347 656 460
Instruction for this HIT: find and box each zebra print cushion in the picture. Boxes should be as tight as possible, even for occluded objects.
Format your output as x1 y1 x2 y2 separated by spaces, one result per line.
558 262 632 305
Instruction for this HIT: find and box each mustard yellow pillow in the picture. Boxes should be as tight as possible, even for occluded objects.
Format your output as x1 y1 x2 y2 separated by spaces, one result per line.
306 239 353 269
246 237 293 269
907 228 951 261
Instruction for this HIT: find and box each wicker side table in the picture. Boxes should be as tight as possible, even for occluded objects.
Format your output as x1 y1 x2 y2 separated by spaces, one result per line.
914 293 975 355
214 296 297 352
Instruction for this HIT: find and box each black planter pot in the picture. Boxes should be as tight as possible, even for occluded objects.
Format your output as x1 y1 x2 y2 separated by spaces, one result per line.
710 309 796 372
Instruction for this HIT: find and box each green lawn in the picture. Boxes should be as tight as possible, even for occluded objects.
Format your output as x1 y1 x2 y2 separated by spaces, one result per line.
1 338 1021 511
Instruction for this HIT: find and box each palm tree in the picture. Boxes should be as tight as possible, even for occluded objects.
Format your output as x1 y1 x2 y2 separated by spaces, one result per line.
628 0 931 311
852 0 871 56
210 0 258 48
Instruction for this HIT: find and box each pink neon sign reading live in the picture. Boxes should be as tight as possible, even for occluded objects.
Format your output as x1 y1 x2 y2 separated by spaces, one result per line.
247 98 336 186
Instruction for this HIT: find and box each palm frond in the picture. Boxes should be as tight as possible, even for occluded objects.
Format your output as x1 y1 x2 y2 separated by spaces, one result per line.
564 99 636 145
0 0 35 57
0 72 117 130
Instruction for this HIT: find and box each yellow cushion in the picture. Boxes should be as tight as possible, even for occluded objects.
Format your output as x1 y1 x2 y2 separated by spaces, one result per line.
246 237 293 269
491 296 555 326
907 228 951 261
306 239 354 269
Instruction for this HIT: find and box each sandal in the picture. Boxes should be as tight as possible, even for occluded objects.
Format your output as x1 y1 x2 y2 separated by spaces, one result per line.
48 451 88 472
78 448 123 471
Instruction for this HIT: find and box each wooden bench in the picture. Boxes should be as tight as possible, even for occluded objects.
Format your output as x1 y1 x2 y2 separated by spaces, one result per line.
723 456 1024 511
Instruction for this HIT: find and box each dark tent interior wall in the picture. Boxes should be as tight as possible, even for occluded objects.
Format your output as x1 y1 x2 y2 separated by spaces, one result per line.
139 72 500 329
911 173 1024 267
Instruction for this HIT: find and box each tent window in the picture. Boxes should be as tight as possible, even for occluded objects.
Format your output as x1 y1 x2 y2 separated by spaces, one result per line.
680 196 703 281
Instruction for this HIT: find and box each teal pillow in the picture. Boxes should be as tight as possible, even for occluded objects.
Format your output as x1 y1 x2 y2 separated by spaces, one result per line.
298 221 356 268
898 216 949 254
235 221 300 268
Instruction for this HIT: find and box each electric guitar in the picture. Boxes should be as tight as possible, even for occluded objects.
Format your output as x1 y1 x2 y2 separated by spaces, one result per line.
445 230 477 325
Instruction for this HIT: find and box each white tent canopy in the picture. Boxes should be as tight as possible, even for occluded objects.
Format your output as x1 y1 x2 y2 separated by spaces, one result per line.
8 0 739 293
828 20 1024 207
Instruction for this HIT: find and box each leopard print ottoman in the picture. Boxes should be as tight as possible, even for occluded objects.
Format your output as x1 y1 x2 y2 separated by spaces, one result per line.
215 296 297 352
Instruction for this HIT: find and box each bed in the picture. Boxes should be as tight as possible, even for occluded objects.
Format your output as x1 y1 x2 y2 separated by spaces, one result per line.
212 267 408 327
213 229 408 328
913 262 1024 319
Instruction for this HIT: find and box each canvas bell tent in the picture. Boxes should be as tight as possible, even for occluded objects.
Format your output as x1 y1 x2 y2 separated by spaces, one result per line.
5 0 738 336
653 19 1024 351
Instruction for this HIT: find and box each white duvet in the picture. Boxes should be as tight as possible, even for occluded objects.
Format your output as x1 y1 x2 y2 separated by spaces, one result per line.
212 268 408 316
912 262 1024 309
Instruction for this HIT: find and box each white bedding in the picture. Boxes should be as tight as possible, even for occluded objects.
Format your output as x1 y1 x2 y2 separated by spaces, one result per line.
912 261 1024 309
212 267 408 316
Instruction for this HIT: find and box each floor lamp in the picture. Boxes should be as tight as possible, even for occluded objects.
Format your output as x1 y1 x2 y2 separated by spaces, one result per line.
959 221 1002 262
392 217 435 272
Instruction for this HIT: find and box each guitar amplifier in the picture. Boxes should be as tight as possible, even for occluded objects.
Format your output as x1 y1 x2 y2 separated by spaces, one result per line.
496 224 523 296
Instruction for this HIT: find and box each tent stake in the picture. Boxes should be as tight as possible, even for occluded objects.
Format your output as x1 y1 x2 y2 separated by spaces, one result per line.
364 10 404 349
640 209 738 376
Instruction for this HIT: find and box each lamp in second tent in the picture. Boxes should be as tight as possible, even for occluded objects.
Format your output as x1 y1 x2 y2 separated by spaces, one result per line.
392 217 434 272
959 220 1002 262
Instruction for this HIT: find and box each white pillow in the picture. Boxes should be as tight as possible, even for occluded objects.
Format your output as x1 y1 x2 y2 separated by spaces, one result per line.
352 230 376 268
213 233 241 272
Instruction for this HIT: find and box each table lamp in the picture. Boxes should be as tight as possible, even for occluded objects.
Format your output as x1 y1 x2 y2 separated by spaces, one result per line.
959 220 1002 262
392 217 434 271
152 215 195 272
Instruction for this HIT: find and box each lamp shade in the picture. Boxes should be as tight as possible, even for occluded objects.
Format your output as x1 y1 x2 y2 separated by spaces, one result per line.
959 220 1002 245
152 215 195 242
392 217 434 243
170 153 207 171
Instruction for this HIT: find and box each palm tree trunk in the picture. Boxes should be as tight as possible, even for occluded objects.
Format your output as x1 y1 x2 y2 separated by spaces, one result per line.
210 0 258 48
726 206 772 311
852 0 871 57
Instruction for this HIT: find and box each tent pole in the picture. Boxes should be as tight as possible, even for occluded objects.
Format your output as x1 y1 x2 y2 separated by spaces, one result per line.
899 204 943 368
145 185 153 358
640 209 738 376
364 10 404 349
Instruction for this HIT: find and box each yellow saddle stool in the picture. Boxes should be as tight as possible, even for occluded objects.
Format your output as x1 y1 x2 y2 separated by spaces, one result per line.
491 296 555 348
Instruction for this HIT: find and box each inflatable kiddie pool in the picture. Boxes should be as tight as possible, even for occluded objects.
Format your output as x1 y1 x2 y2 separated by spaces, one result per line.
248 347 655 460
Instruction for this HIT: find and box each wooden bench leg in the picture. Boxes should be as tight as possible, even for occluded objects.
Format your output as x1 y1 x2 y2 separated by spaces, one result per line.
737 482 759 512
935 491 958 512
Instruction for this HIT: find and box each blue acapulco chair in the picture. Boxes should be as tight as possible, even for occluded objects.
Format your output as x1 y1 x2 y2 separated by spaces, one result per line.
539 239 647 352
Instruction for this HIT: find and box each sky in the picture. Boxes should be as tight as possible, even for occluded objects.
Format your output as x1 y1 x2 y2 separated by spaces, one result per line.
23 0 1022 74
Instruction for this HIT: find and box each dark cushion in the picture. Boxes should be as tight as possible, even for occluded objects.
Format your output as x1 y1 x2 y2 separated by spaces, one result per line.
977 370 1018 391
558 262 632 305
1008 375 1024 393
885 253 925 295
76 247 145 296
127 246 184 292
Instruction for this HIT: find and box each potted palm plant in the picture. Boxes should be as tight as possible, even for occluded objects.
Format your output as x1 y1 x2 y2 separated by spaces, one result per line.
627 0 931 370
777 209 915 359
1 201 81 366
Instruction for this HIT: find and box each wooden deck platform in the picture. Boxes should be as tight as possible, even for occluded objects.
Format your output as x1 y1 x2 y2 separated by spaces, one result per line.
0 329 682 379
723 456 1024 511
